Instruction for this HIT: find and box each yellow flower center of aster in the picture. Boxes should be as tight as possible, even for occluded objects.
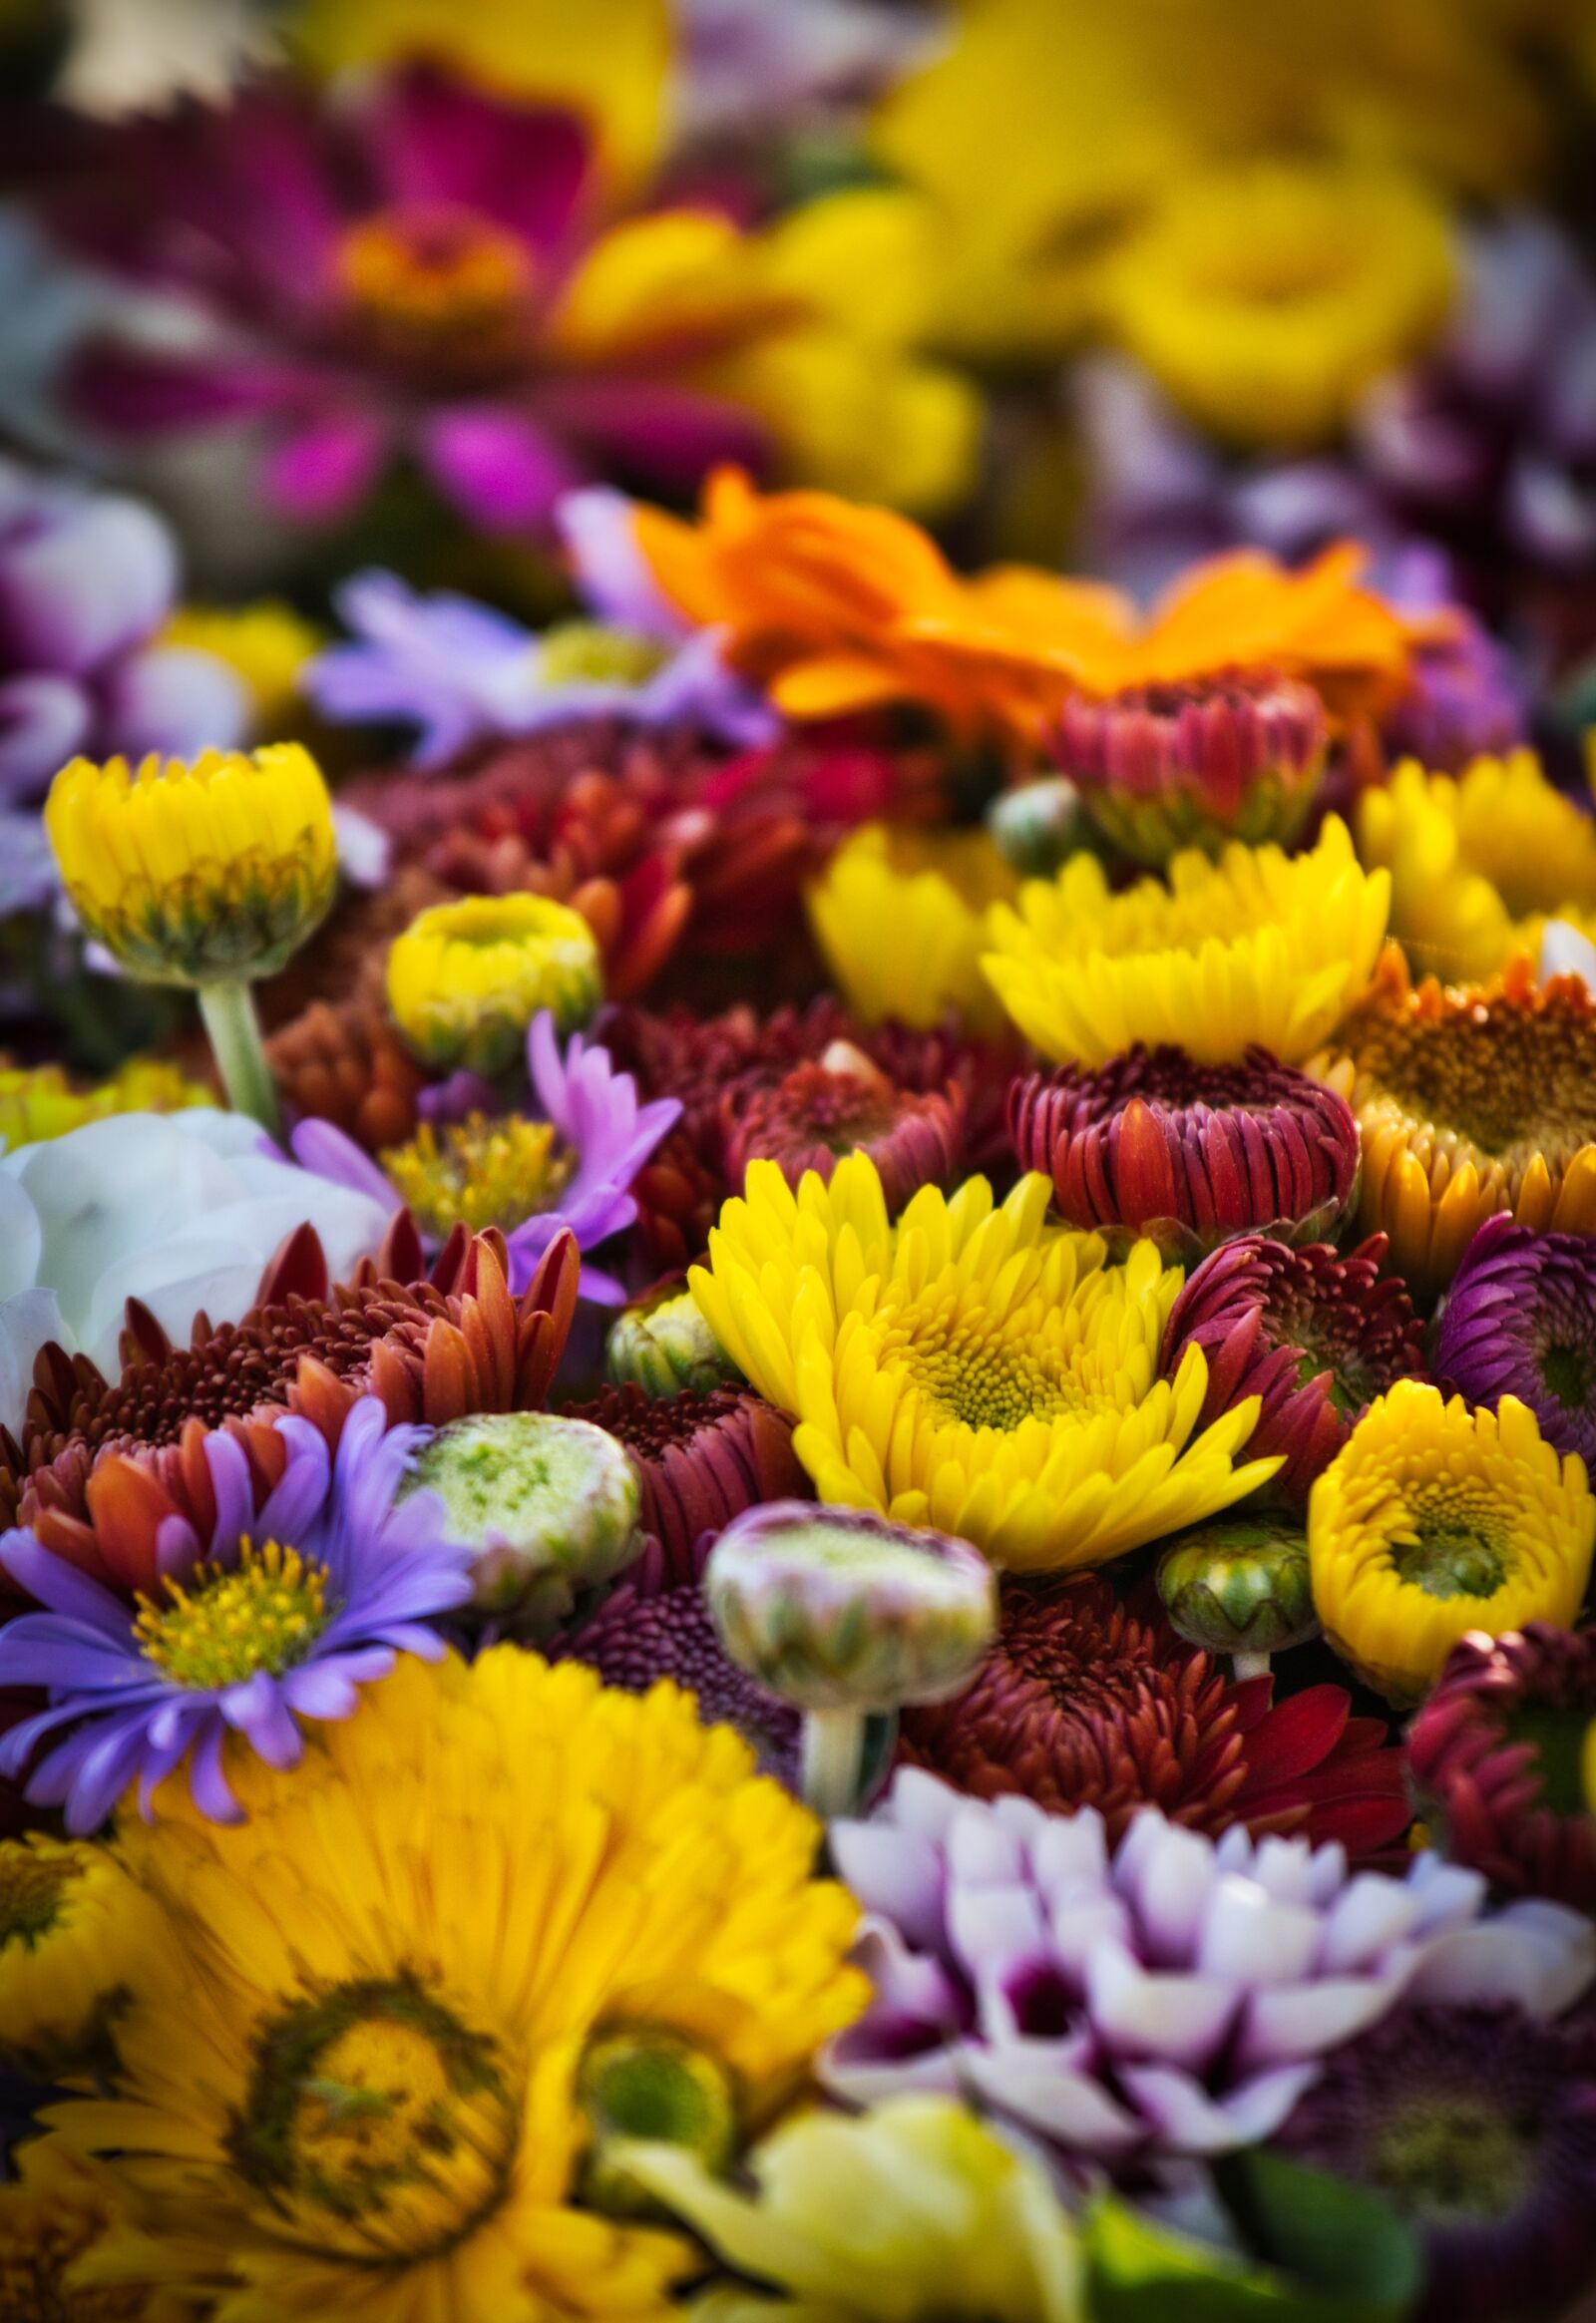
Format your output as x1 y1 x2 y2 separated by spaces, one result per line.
337 204 532 358
1392 1484 1510 1601
0 1847 81 1949
537 621 670 689
229 1975 520 2260
379 1112 576 1239
133 1539 331 1689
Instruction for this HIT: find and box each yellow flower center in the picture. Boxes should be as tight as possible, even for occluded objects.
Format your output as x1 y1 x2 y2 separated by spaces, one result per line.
1351 1004 1596 1180
577 2023 738 2218
537 621 670 689
881 1274 1129 1435
134 1540 331 1690
230 1975 519 2260
1392 1485 1509 1602
0 1847 80 1950
337 204 532 360
380 1112 576 1239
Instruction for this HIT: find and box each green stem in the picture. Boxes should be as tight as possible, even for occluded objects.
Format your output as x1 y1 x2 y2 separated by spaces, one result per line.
198 979 280 1139
1232 1649 1272 1684
800 1708 868 1818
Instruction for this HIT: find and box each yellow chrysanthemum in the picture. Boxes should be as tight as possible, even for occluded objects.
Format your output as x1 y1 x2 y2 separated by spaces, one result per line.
1308 1381 1595 1704
44 745 336 987
634 2096 1083 2322
386 892 601 1075
0 1056 209 1152
1357 751 1596 983
1103 162 1454 446
0 2136 198 2323
1308 947 1596 1305
40 1651 864 2323
162 602 324 737
806 824 1016 1035
689 1156 1276 1573
0 1832 165 2076
983 814 1389 1067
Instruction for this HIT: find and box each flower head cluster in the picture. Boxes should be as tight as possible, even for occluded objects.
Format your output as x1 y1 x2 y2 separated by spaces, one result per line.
1434 1214 1596 1465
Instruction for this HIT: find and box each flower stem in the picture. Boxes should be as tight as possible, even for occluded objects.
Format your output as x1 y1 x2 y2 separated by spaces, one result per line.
800 1708 868 1818
198 979 280 1139
1232 1649 1272 1683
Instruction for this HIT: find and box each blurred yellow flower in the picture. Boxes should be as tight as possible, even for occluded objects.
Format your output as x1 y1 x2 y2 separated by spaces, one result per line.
1103 162 1454 446
387 893 601 1074
0 1057 210 1152
806 824 1016 1035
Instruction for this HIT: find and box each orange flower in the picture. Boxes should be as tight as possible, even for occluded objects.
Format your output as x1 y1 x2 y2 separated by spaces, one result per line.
632 472 1443 747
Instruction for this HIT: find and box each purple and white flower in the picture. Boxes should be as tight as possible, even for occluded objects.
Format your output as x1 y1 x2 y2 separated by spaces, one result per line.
0 1399 474 1832
825 1770 1594 2168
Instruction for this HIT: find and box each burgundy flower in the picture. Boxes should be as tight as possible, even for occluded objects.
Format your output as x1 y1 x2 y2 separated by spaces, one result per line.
1433 1213 1596 1466
552 1534 800 1786
561 1382 808 1577
899 1572 1410 1859
1011 1044 1360 1257
1053 670 1327 865
1406 1624 1596 1912
724 1050 964 1213
1160 1233 1427 1512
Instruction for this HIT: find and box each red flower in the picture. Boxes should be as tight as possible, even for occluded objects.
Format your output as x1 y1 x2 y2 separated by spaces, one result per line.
561 1383 809 1575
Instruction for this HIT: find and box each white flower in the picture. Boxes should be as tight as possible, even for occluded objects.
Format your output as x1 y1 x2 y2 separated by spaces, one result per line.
1540 917 1596 992
0 1109 391 1430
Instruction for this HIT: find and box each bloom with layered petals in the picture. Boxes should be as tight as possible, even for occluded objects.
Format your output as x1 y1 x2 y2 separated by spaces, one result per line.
1162 1234 1428 1512
1011 1045 1360 1257
1433 1214 1596 1464
0 1399 474 1831
1307 1382 1595 1705
563 1382 807 1570
722 1045 966 1218
1308 948 1596 1305
806 825 1016 1035
825 1770 1592 2165
35 1651 864 2321
984 817 1390 1068
689 1155 1278 1573
1406 1624 1596 1912
385 892 602 1075
900 1571 1409 1858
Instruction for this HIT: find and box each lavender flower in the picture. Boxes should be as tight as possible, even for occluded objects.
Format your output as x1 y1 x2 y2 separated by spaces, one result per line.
293 1010 680 1304
825 1771 1593 2166
1434 1213 1596 1464
302 568 775 770
0 1399 473 1832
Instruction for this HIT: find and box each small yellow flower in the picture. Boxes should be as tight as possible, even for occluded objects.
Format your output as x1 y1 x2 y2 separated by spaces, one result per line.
1104 162 1455 446
386 892 602 1075
807 823 1016 1035
45 745 337 987
162 602 324 736
1308 1380 1595 1704
690 1155 1276 1573
0 1056 209 1151
1357 750 1596 984
633 2096 1083 2322
0 1832 165 2076
983 814 1389 1067
0 2137 198 2323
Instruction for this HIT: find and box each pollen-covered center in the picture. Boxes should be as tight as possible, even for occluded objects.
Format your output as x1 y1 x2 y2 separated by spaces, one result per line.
338 203 532 362
1352 1004 1596 1177
380 1112 576 1239
881 1280 1125 1433
134 1538 332 1689
1390 1484 1510 1602
230 1974 519 2261
1372 2094 1530 2224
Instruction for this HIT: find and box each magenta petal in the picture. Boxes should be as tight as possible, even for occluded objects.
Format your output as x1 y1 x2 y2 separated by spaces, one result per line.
538 376 770 489
368 63 596 258
263 408 391 522
418 406 577 534
66 341 282 436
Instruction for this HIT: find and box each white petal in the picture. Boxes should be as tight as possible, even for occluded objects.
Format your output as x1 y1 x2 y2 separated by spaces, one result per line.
1116 2060 1321 2154
828 1822 944 1949
0 1286 66 1438
1235 1975 1398 2069
1194 1879 1320 1985
1316 1871 1422 1973
1086 1946 1237 2068
947 1880 1047 1977
963 2041 1145 2155
1407 1916 1596 2018
0 1171 42 1300
1540 917 1596 991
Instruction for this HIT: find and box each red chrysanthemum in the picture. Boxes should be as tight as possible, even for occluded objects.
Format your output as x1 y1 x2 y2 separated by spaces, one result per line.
1406 1623 1596 1910
1011 1043 1360 1256
1161 1233 1428 1512
724 1050 965 1214
562 1382 809 1575
5 1222 579 1593
900 1573 1409 1858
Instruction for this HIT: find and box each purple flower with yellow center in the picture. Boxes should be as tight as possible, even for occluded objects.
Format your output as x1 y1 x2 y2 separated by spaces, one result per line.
0 1399 473 1832
293 1009 680 1304
1434 1213 1596 1466
1162 1234 1428 1513
1052 669 1327 867
1274 2003 1596 2323
825 1770 1594 2166
1010 1045 1360 1260
303 568 777 770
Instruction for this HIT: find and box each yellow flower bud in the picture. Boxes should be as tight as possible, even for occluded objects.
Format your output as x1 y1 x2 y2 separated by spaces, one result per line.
386 894 602 1076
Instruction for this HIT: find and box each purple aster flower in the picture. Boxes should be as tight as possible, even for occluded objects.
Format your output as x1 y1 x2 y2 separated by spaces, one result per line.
293 1009 681 1306
0 1398 473 1833
1273 2002 1596 2323
0 456 246 808
824 1771 1593 2168
1433 1213 1596 1464
1376 545 1526 774
302 568 775 770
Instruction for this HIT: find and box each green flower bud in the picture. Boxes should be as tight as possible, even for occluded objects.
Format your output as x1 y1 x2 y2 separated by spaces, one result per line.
606 1282 744 1398
408 1412 642 1628
577 2024 738 2219
1157 1517 1318 1668
989 777 1095 879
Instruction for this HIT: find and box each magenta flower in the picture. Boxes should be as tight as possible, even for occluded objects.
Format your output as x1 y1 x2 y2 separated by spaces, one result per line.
37 66 773 537
1433 1212 1596 1466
